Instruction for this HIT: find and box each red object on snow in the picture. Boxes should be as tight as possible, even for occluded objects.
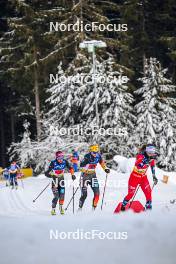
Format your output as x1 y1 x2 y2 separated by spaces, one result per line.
114 201 145 214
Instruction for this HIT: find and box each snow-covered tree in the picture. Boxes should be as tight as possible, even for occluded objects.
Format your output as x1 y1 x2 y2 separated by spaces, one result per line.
157 101 176 171
134 57 176 170
81 56 135 156
46 55 135 157
9 118 87 173
9 120 34 167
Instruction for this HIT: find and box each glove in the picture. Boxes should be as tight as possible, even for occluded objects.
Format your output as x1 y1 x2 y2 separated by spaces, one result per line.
49 170 56 177
72 174 76 181
105 168 110 174
153 175 158 185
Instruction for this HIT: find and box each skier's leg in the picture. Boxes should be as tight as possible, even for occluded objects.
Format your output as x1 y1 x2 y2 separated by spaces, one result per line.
9 174 13 186
14 175 18 186
58 186 65 205
141 176 152 209
124 174 139 201
121 173 140 210
10 174 15 188
7 174 10 186
91 175 100 209
73 163 78 172
51 182 60 210
58 177 65 205
58 177 65 214
5 174 9 186
79 175 89 209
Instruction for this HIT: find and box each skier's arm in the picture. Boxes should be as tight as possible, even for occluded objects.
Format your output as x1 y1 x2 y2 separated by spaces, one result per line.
80 156 89 168
99 156 110 173
150 159 158 185
79 155 92 173
133 154 148 174
45 161 54 178
135 154 145 168
66 160 76 180
65 160 74 175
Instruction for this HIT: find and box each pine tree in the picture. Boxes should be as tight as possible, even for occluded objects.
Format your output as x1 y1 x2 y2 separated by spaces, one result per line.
0 0 70 140
9 120 34 167
120 0 149 75
47 55 135 156
135 57 176 169
158 107 176 171
157 0 176 82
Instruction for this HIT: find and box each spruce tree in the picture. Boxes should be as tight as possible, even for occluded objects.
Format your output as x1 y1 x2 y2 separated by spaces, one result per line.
135 57 176 169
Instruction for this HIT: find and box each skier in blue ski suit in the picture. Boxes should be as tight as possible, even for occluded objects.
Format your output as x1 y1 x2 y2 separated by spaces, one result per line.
70 149 79 172
3 168 10 186
8 161 20 188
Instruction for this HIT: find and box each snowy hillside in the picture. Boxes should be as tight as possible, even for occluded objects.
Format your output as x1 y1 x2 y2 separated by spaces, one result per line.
0 159 176 264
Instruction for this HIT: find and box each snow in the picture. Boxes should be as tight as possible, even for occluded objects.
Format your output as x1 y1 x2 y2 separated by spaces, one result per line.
113 155 135 173
36 174 47 179
0 161 176 264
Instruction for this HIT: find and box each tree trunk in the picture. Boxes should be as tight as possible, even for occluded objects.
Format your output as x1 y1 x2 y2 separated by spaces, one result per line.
0 107 6 166
10 111 15 142
34 65 41 141
142 0 146 75
143 53 146 75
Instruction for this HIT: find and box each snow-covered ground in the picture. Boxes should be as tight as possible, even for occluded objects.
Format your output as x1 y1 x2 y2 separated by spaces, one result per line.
0 158 176 264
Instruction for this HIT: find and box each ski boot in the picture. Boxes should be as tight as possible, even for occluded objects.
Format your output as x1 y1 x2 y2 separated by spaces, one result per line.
92 205 97 211
121 199 128 211
59 205 65 215
170 199 176 204
145 201 152 210
51 208 56 215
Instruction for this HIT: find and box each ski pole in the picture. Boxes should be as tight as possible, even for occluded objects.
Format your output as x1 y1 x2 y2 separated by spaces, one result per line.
33 182 50 203
152 183 155 190
101 173 108 210
129 184 140 208
73 184 75 214
65 186 79 211
21 178 24 189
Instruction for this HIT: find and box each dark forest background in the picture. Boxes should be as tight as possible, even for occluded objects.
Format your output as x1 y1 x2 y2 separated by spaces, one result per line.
0 0 176 167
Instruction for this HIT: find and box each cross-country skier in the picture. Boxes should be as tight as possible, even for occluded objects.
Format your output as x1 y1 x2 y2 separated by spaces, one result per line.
121 144 158 211
45 151 76 215
3 168 10 186
78 144 110 211
8 161 20 189
70 149 79 172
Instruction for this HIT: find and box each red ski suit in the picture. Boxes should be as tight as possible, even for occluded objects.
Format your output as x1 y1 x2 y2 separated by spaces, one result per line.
124 153 155 202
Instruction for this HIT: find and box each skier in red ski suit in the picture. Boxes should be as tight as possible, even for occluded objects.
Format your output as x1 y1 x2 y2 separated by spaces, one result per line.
121 144 158 210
